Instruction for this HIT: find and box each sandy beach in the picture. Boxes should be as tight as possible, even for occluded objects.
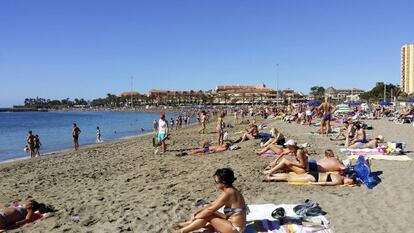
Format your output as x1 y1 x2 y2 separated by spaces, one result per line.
1 117 413 233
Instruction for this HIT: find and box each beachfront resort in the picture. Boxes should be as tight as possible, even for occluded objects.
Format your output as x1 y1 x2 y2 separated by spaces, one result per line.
1 0 414 231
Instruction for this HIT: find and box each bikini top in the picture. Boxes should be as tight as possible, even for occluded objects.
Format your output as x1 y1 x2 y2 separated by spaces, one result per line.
223 206 249 217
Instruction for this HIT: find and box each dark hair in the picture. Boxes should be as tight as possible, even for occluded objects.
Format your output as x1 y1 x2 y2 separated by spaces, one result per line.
28 200 56 213
214 168 236 185
28 131 32 134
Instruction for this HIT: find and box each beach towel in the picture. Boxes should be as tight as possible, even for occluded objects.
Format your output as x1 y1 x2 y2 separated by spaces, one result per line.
305 132 337 136
244 204 333 233
339 148 384 156
347 154 412 161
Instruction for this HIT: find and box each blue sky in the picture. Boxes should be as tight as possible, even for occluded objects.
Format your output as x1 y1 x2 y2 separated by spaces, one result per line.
1 0 413 107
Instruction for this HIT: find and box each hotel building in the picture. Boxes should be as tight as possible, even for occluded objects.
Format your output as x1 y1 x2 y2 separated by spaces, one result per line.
401 44 414 94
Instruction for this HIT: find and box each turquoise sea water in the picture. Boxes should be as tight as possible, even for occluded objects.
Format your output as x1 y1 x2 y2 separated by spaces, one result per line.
0 111 181 162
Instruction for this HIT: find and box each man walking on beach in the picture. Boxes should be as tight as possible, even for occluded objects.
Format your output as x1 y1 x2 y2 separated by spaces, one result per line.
27 130 36 158
318 97 336 135
157 113 169 154
72 123 81 150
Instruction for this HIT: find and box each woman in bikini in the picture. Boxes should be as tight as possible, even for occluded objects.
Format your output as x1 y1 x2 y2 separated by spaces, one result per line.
175 168 247 233
262 139 308 175
256 128 286 156
0 199 52 230
263 171 355 186
191 141 230 156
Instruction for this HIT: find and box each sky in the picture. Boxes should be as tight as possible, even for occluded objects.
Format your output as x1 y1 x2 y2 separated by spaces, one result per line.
1 0 413 107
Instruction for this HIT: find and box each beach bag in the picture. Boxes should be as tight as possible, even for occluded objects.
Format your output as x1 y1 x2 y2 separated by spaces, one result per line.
387 141 406 154
354 156 381 189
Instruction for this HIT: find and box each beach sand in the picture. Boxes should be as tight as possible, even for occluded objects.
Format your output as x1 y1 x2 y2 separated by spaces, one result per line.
0 117 413 233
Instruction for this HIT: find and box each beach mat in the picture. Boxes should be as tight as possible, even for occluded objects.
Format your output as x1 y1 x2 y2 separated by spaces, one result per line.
347 154 412 161
245 204 333 233
339 148 384 156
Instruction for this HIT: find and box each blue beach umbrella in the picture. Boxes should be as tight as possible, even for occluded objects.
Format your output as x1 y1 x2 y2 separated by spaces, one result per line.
379 101 393 106
307 100 320 107
348 102 360 107
404 99 414 103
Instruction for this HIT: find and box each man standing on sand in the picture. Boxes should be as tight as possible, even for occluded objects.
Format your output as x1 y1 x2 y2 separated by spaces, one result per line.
157 113 169 154
198 111 206 134
72 123 81 150
27 130 36 158
318 97 336 135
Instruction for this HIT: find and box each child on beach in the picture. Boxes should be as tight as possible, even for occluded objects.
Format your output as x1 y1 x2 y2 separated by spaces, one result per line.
96 127 103 143
34 135 42 156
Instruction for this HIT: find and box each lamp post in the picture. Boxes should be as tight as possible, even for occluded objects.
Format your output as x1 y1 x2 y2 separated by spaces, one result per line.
383 82 386 102
130 76 134 108
276 64 279 105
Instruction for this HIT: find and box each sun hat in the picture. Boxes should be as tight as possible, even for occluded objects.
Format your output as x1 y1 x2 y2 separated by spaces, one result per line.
284 139 297 147
376 135 384 142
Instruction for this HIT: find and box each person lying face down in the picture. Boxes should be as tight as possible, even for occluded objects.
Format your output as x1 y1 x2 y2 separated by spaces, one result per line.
263 171 356 186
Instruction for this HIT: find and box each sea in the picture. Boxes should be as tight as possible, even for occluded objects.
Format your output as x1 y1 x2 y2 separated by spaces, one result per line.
0 111 183 162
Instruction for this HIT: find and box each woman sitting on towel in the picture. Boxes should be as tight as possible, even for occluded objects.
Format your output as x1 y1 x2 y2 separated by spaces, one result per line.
175 168 247 233
233 123 259 143
191 140 231 156
263 140 308 175
256 128 286 156
263 171 356 186
0 199 53 230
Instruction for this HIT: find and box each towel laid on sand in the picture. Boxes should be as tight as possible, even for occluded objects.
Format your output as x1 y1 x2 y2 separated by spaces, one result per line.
339 148 384 156
245 204 333 233
347 154 412 161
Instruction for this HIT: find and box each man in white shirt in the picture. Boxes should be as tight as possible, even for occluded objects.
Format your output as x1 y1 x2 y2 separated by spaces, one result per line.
157 113 169 153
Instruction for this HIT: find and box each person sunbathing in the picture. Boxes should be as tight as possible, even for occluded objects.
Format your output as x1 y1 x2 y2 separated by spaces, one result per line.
263 171 355 186
347 123 367 147
191 141 231 156
349 135 384 149
0 199 53 230
329 121 351 141
317 149 345 172
233 123 259 143
262 140 308 175
175 168 247 233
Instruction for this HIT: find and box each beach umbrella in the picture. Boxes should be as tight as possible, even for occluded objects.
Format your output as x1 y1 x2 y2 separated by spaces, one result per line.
349 102 360 107
307 100 320 107
335 104 352 113
404 99 414 103
379 101 393 106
